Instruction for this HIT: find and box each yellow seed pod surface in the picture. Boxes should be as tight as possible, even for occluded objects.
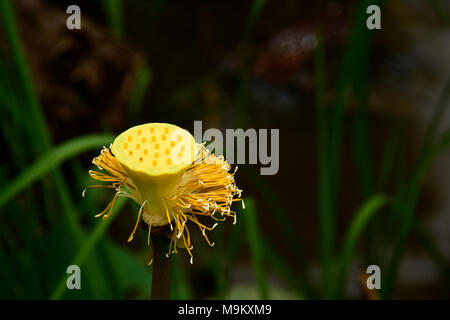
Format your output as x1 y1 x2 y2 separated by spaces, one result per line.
111 122 196 175
111 123 196 226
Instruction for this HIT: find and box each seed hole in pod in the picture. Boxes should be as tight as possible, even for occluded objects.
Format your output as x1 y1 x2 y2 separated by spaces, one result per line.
141 137 146 143
177 135 182 142
136 144 141 149
129 151 133 156
155 152 159 158
164 128 169 134
144 149 148 155
181 146 185 152
152 160 157 166
123 143 128 149
139 157 143 162
165 149 170 155
137 129 142 135
128 136 133 142
170 141 175 147
178 153 182 159
152 136 156 142
155 143 159 149
162 134 166 141
167 159 172 165
150 128 155 134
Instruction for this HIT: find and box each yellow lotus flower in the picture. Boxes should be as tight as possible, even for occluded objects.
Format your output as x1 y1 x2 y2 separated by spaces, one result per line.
84 123 242 264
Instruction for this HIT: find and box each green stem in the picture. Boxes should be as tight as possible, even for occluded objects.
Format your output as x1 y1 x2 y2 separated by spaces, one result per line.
151 233 171 300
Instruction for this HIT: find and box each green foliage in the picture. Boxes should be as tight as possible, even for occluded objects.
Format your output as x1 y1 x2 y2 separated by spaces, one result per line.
0 135 114 211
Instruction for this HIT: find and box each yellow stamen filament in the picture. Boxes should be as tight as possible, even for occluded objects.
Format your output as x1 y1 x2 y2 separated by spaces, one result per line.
95 191 119 219
147 218 152 246
128 200 148 242
82 184 116 198
164 204 173 230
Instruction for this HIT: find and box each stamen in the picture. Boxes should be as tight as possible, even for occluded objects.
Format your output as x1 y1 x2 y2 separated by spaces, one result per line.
103 192 120 220
167 226 177 257
95 192 119 219
147 216 152 246
181 232 193 264
127 200 148 242
164 204 173 231
82 184 116 199
145 242 153 266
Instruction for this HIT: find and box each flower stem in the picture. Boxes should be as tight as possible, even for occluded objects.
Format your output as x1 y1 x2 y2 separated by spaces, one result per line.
150 233 171 300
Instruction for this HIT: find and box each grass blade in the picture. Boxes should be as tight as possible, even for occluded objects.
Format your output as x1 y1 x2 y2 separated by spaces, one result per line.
102 0 124 37
334 194 388 298
243 167 309 277
244 197 269 299
262 238 310 298
314 33 334 298
129 65 152 121
0 134 113 211
414 219 450 287
428 0 450 24
383 128 450 298
420 76 450 156
383 76 450 298
0 0 51 147
236 0 268 127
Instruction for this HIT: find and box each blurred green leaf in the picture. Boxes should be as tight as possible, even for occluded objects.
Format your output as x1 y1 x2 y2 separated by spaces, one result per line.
334 194 388 298
428 0 450 24
236 0 268 127
102 0 124 37
384 127 450 298
262 239 309 299
314 32 334 298
0 134 114 211
244 197 269 300
383 76 450 298
243 167 309 283
50 197 127 299
129 65 152 121
105 241 152 298
420 76 450 157
414 219 450 287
